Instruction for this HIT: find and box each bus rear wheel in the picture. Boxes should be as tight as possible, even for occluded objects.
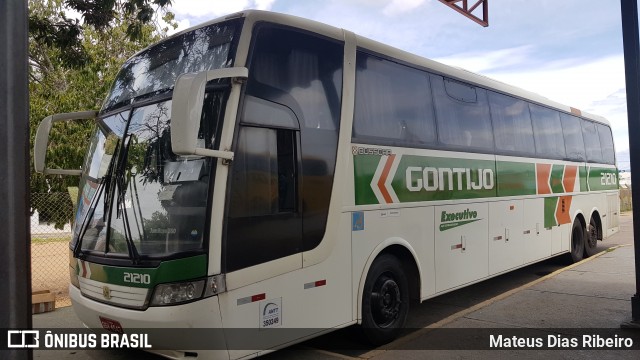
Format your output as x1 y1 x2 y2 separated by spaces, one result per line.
569 219 585 263
360 254 409 346
584 216 600 257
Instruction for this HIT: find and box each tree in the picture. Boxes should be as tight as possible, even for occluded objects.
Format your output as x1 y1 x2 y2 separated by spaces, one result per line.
29 0 173 68
29 0 175 226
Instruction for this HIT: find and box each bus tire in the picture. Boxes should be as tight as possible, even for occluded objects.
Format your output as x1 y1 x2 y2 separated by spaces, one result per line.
360 254 409 346
584 216 599 257
570 219 585 263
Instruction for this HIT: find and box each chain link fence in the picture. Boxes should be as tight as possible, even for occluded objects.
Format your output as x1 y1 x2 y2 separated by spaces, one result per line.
620 186 632 212
31 192 75 308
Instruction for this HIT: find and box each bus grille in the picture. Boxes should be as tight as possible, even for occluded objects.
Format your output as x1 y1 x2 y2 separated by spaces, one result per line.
78 277 149 309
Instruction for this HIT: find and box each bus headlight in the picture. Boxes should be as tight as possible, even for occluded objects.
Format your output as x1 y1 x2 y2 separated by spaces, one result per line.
150 280 205 306
149 274 226 306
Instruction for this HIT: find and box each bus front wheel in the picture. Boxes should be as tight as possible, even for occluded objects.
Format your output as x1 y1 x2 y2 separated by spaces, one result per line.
360 254 409 346
570 219 585 263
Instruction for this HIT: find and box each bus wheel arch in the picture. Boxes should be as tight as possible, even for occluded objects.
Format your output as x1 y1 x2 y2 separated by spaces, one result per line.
357 242 420 345
584 210 602 257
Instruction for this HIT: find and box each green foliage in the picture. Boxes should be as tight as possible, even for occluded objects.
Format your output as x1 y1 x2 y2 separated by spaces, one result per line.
29 0 175 226
29 0 174 67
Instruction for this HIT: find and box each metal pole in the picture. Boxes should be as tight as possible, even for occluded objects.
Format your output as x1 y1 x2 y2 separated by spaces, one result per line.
621 0 640 325
0 0 33 358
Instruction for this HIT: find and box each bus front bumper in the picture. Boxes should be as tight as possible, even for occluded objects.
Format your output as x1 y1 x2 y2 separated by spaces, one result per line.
69 285 229 360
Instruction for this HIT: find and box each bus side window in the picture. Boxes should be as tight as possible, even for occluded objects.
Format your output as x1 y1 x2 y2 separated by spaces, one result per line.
245 24 343 254
596 123 615 165
582 120 603 163
530 104 566 160
225 125 301 272
488 91 535 156
560 114 586 161
352 52 436 146
432 75 494 152
229 126 298 217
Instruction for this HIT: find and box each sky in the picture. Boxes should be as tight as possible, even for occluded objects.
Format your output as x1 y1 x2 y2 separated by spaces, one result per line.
166 0 631 170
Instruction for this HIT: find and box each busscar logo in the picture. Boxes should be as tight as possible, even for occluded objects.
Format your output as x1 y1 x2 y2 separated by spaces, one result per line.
352 146 392 156
7 330 39 348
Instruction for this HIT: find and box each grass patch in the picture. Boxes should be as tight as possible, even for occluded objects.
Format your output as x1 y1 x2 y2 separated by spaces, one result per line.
31 236 71 245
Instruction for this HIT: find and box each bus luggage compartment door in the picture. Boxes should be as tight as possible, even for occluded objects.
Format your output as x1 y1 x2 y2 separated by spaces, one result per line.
434 203 489 292
488 200 525 275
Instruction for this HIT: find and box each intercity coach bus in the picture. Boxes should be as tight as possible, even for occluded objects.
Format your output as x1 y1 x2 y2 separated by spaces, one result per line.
34 10 619 359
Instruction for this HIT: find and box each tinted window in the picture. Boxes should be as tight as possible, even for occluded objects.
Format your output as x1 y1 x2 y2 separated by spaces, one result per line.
596 123 615 164
229 126 279 217
560 114 586 161
530 104 565 159
488 91 535 155
353 52 436 145
244 25 343 255
249 27 342 130
241 95 299 129
229 126 298 217
432 75 494 151
582 120 603 163
226 125 301 271
104 20 239 112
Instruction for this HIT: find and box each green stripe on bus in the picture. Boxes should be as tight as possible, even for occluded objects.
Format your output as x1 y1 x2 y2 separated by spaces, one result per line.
580 166 588 192
83 254 207 288
496 161 536 197
587 167 619 191
353 152 617 205
550 164 565 193
544 197 558 228
353 154 381 205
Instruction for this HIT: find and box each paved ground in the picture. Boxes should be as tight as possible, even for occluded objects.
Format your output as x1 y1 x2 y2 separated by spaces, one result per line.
30 214 639 359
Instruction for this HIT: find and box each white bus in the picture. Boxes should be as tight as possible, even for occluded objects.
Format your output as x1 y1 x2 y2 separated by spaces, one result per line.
34 10 619 359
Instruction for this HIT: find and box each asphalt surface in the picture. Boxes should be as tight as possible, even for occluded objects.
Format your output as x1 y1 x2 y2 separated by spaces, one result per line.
30 213 639 360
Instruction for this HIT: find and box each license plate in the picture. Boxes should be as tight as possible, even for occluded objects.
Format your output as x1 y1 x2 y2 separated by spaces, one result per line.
99 316 124 334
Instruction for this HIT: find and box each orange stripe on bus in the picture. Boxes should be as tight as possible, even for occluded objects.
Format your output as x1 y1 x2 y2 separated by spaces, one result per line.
377 155 396 204
556 196 572 225
563 165 578 193
536 163 552 194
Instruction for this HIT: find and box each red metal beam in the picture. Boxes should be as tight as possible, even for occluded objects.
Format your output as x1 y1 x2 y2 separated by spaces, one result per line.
439 0 489 27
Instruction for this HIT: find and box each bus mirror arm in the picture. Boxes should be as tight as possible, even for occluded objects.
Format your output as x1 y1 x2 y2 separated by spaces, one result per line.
34 110 98 175
170 67 248 161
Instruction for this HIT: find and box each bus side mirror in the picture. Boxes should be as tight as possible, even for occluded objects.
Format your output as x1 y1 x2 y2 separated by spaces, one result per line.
170 67 249 161
34 110 97 175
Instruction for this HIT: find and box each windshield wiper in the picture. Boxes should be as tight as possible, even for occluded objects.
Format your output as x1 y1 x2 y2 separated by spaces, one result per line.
73 175 108 259
113 135 141 264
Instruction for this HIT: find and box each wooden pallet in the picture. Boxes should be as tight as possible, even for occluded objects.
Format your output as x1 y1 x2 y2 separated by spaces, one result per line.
32 289 56 314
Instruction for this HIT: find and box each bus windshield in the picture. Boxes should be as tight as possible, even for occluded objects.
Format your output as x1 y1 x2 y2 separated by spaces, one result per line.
76 92 226 260
72 19 240 262
102 19 241 113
